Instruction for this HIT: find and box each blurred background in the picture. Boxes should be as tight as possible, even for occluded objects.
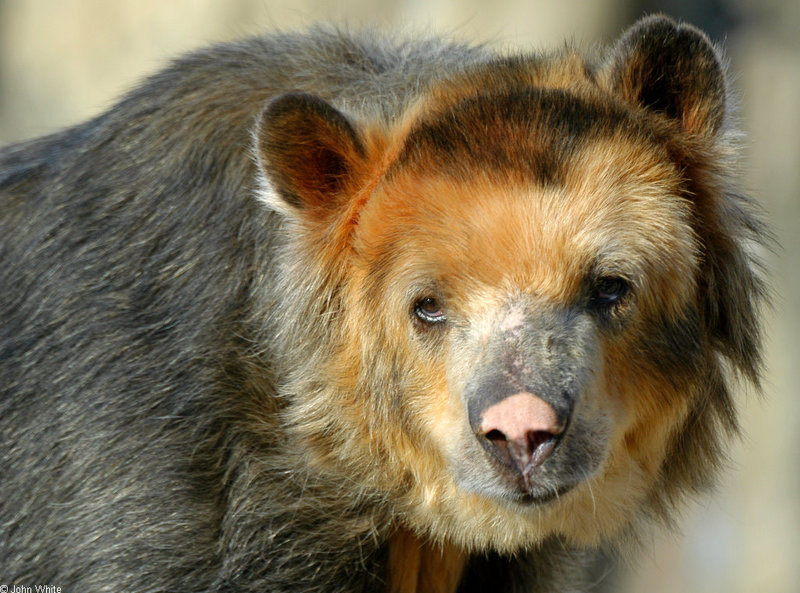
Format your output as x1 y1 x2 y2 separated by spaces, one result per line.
0 1 797 591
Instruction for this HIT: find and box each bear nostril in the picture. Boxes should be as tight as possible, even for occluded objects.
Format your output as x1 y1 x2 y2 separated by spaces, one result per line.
485 429 507 443
527 429 554 451
482 428 514 469
527 431 557 468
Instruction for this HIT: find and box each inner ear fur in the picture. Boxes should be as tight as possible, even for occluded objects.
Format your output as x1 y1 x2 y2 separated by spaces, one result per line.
604 15 727 136
255 92 366 214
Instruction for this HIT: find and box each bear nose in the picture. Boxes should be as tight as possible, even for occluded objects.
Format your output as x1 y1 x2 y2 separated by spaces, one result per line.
477 392 565 475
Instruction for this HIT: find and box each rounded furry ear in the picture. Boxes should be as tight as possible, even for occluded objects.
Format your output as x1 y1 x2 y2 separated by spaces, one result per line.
605 15 727 136
254 93 365 215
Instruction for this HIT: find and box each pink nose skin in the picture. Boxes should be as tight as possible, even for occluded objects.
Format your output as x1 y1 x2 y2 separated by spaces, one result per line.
478 392 564 476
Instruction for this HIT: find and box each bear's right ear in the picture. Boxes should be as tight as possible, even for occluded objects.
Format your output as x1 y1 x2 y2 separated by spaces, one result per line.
254 93 365 217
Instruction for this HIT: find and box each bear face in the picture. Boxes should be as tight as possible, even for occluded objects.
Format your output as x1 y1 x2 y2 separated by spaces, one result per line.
254 16 762 557
344 93 701 550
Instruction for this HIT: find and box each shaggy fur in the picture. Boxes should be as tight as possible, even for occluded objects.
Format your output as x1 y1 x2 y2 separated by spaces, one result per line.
0 15 766 592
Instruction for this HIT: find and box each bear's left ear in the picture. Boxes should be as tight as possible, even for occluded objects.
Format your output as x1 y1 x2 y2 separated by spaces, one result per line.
255 92 366 217
604 15 727 137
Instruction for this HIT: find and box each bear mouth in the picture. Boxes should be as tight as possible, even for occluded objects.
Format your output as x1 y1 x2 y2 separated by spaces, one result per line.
516 482 577 506
491 459 579 507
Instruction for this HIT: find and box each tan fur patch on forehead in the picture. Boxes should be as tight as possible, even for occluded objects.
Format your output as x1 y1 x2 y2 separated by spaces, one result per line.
357 127 697 316
563 132 699 312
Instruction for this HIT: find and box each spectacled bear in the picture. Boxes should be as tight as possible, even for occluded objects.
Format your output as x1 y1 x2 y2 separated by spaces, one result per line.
0 15 767 593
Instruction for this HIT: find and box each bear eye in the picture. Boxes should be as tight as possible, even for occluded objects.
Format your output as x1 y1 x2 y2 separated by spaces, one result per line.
590 276 630 310
414 296 446 325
